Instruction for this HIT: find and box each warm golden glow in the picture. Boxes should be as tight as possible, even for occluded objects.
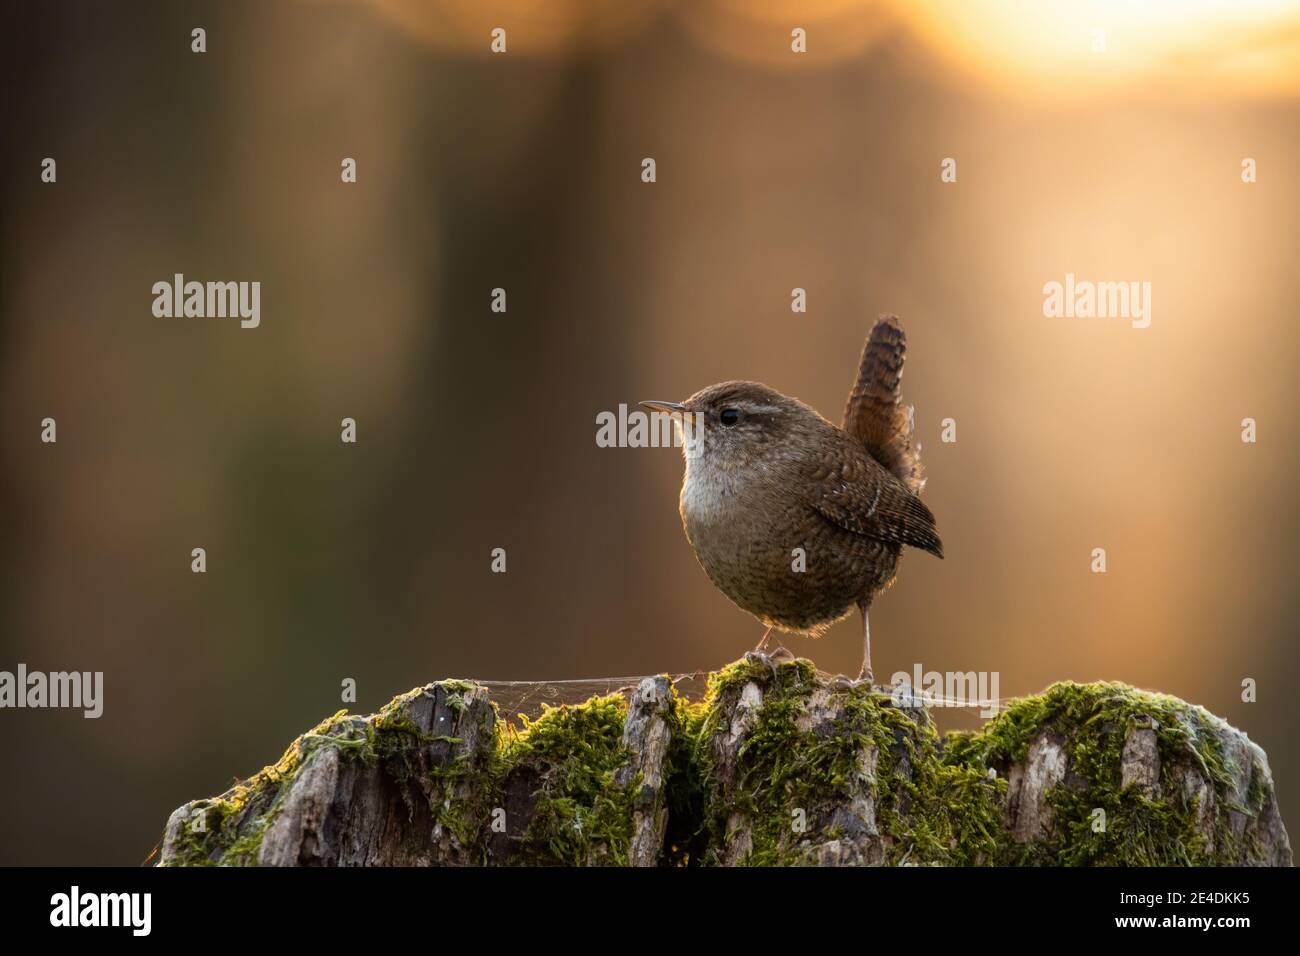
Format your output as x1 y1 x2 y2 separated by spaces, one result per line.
361 0 1300 95
896 0 1300 97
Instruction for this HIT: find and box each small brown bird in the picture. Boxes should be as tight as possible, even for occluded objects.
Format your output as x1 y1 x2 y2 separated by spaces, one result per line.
642 315 942 681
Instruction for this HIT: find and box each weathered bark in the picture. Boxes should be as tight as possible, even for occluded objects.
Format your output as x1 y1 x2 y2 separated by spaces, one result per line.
614 675 674 866
158 655 1291 867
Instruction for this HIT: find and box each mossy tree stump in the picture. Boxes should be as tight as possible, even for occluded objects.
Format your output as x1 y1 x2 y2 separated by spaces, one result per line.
158 656 1291 866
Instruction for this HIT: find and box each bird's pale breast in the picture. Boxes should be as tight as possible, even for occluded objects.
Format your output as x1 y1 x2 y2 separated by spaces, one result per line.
679 455 898 635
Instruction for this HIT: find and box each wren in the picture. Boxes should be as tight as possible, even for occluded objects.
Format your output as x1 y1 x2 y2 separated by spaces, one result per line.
642 315 942 682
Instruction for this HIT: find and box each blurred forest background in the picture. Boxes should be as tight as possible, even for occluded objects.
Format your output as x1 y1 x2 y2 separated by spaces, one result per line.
2 0 1299 864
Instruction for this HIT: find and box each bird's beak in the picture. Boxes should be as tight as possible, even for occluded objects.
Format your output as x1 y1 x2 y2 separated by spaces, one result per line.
639 400 688 415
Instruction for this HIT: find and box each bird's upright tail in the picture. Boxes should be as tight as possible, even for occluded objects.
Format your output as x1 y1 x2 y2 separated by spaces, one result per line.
842 314 926 496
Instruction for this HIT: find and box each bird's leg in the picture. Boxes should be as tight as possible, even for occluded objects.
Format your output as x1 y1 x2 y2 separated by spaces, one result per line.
856 601 873 684
754 625 774 653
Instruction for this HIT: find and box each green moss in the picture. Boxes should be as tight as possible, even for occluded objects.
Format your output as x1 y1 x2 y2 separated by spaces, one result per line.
941 681 1242 865
164 668 1264 867
161 710 347 867
675 669 1243 867
499 693 634 865
661 690 710 865
688 658 879 863
685 657 1009 866
161 699 484 866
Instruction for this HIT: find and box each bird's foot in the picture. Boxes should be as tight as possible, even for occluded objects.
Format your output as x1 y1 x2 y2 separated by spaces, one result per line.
745 644 793 682
829 672 877 692
749 625 793 665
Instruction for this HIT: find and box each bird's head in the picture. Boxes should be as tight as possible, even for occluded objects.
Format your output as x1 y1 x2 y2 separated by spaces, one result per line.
640 381 823 468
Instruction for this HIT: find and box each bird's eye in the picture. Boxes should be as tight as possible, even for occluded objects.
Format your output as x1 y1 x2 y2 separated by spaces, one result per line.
719 408 741 426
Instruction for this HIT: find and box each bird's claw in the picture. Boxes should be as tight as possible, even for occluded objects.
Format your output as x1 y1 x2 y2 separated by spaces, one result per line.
832 667 875 692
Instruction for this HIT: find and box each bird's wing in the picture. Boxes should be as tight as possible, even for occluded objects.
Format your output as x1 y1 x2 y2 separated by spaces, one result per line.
809 446 943 558
842 315 926 496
